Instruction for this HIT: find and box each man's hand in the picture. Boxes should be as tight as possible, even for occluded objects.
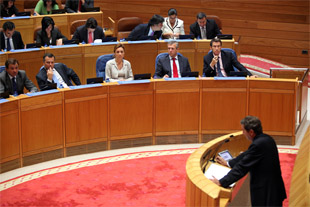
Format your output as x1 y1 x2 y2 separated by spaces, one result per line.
47 67 53 81
56 39 63 46
215 156 229 167
210 56 219 68
210 176 221 186
163 74 169 78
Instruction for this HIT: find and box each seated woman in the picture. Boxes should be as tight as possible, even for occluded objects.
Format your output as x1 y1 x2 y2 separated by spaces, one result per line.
105 43 133 82
36 16 68 46
34 0 59 15
0 0 18 18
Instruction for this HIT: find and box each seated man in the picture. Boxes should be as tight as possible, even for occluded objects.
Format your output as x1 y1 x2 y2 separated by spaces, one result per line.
65 0 94 13
36 53 81 91
128 14 164 41
190 12 221 39
72 17 105 43
0 58 38 95
203 38 253 77
0 21 24 51
154 40 191 78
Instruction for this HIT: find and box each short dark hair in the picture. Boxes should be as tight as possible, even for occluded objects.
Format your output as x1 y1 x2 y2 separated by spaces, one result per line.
3 21 15 31
241 116 263 135
5 58 19 69
210 37 222 46
85 17 98 29
168 8 177 16
43 53 55 61
43 0 57 7
148 14 164 26
196 12 207 19
113 43 125 53
3 0 15 8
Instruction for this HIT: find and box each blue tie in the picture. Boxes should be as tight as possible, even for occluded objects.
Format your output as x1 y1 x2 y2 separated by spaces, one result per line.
12 77 18 95
217 57 223 77
7 38 11 51
52 73 62 88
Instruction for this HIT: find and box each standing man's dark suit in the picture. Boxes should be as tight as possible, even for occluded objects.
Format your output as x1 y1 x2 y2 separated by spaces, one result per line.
72 25 105 43
190 19 221 39
154 53 191 78
203 50 252 77
128 24 162 41
36 63 81 91
65 0 94 13
220 133 287 206
0 31 24 50
0 70 38 95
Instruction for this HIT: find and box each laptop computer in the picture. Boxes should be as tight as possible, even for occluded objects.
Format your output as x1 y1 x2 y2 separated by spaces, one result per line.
84 7 100 12
63 39 79 45
217 34 233 40
181 71 199 77
26 43 41 49
87 77 103 84
52 9 66 14
134 73 151 80
229 71 247 77
0 91 10 98
16 11 31 16
179 34 194 40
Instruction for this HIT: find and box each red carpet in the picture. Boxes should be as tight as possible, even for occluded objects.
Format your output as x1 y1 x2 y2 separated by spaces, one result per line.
0 148 297 206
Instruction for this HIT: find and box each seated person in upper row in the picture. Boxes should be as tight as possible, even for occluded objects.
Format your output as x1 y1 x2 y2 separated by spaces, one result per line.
161 8 185 39
203 38 253 77
190 12 221 39
36 16 68 46
105 43 133 82
0 21 24 51
36 53 81 90
65 0 94 13
0 0 18 18
128 14 164 41
0 58 38 95
34 0 59 16
72 17 105 43
154 40 191 79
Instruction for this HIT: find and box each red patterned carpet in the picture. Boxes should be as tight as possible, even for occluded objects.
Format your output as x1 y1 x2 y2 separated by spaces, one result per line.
0 148 297 207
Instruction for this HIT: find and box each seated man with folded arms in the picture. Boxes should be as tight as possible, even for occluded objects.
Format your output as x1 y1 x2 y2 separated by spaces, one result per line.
0 21 24 51
72 17 105 44
154 40 191 79
128 14 164 41
65 0 94 13
203 38 253 77
36 53 81 91
190 12 221 39
0 58 38 95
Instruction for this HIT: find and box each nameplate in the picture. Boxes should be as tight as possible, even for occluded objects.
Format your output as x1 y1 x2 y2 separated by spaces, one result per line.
10 48 40 52
118 80 151 84
214 77 246 80
26 89 59 97
2 16 30 20
164 77 197 81
69 83 103 90
0 99 9 104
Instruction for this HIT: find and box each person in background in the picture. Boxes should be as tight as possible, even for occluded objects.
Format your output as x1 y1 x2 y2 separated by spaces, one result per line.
0 0 18 18
161 8 185 39
34 0 59 15
0 58 38 95
128 14 164 41
65 0 94 13
36 53 81 90
72 17 105 43
0 21 24 51
105 43 133 82
36 16 68 46
190 12 221 39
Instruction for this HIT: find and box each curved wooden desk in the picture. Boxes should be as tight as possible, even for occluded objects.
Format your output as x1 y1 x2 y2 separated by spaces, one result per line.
0 78 304 173
186 131 250 206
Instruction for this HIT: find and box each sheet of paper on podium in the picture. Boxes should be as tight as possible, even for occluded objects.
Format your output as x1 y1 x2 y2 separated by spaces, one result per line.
204 163 235 187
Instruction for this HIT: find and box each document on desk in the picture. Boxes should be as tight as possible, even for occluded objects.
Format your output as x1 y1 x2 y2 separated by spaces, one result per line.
204 163 235 187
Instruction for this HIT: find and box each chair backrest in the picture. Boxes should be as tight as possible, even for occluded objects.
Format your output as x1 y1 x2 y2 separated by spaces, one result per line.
207 15 222 32
96 54 114 79
116 17 143 40
34 25 61 42
0 66 5 73
0 28 3 33
23 0 38 14
70 20 87 37
155 52 183 71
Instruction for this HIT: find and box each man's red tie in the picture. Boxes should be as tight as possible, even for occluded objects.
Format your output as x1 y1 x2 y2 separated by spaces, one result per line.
172 58 178 78
88 31 93 43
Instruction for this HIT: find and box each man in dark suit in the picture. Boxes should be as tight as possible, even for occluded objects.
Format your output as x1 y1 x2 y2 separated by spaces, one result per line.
190 12 221 39
203 38 253 77
36 53 81 91
210 116 287 206
128 14 164 41
72 17 105 43
0 21 24 51
65 0 94 13
0 58 38 95
154 40 191 78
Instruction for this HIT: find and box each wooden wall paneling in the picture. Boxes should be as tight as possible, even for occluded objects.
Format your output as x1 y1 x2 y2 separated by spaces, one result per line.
0 53 7 66
64 86 108 146
109 83 153 140
201 80 247 134
155 80 200 135
0 100 20 163
20 93 63 156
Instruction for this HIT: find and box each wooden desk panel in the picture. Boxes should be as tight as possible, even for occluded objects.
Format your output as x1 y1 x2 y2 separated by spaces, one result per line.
0 100 20 163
